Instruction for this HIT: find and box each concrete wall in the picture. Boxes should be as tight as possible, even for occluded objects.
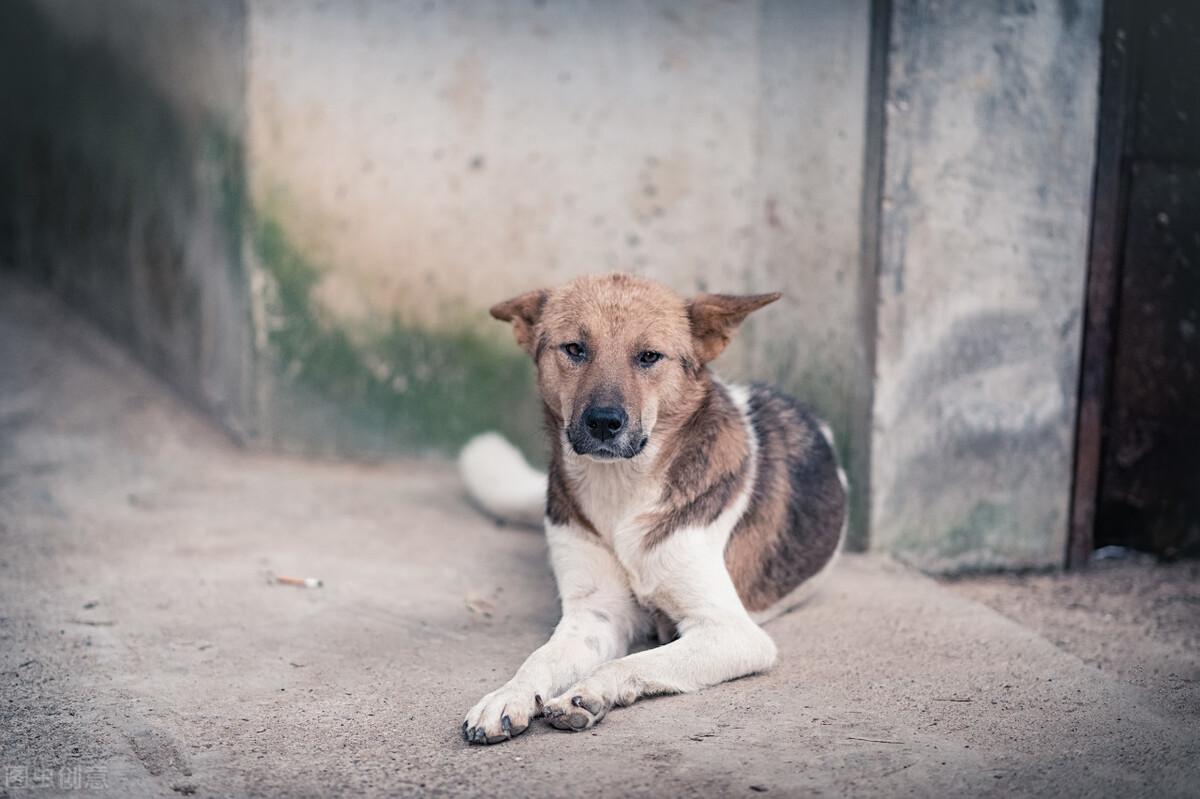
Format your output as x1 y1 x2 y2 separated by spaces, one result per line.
871 0 1102 570
244 0 875 526
0 0 1107 569
0 0 255 437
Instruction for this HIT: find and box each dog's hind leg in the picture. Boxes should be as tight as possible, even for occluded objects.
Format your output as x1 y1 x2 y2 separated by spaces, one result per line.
462 523 648 744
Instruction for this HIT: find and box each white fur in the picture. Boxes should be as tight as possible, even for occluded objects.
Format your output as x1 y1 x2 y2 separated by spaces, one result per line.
724 381 753 416
817 418 850 495
462 521 648 742
564 438 660 545
458 433 546 526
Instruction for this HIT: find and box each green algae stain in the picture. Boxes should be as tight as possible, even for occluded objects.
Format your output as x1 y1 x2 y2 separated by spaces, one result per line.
206 126 249 279
943 501 1006 557
890 501 1026 574
251 213 544 459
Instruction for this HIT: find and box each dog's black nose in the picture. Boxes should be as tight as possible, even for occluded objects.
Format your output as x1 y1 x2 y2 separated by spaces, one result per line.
583 406 627 442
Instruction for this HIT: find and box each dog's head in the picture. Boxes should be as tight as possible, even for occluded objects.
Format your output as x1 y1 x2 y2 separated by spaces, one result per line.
490 273 779 461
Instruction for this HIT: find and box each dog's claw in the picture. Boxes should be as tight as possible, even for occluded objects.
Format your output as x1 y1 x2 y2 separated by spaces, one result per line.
542 688 607 732
463 685 539 744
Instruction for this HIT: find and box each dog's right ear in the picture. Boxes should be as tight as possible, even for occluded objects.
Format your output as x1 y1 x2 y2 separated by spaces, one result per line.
490 289 548 355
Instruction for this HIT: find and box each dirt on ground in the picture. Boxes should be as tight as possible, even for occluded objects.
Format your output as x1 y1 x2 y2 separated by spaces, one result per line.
946 559 1200 717
1 275 1197 798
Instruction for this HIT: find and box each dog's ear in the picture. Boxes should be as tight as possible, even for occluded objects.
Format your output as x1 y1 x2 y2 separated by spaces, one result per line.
490 289 548 355
687 292 782 364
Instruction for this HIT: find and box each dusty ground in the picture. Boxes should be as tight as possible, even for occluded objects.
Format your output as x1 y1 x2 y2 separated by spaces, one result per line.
945 559 1200 718
1 275 1197 798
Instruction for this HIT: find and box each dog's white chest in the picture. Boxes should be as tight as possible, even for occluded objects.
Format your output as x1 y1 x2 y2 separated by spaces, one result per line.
567 458 655 541
567 458 668 597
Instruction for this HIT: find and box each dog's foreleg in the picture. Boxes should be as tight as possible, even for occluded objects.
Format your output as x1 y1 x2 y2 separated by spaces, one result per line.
463 523 645 744
541 530 776 731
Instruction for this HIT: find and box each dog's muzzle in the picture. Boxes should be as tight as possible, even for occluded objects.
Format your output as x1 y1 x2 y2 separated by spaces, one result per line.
567 405 647 459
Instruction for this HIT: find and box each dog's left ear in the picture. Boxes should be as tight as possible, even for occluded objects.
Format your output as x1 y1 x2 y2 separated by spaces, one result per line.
687 292 782 364
490 289 548 356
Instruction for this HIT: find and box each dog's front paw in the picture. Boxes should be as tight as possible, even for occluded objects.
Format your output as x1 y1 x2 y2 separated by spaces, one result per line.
462 683 541 745
542 685 610 732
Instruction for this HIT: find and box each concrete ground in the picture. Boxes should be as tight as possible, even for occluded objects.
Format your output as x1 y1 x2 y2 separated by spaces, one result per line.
1 275 1197 798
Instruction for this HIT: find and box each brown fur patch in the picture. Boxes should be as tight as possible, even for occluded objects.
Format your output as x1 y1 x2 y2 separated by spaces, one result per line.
543 403 599 535
641 381 750 548
546 461 598 536
490 289 547 354
687 293 781 364
724 385 847 612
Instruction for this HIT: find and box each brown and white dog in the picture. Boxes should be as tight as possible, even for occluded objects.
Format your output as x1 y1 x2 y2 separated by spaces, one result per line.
459 273 847 744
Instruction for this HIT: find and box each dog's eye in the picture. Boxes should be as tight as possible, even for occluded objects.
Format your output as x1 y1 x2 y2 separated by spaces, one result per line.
562 342 586 361
637 350 664 367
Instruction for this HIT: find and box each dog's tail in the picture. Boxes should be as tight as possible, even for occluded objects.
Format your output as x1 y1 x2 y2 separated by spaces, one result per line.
458 432 547 527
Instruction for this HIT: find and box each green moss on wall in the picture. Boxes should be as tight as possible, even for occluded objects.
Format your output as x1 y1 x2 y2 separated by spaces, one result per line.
251 213 545 459
208 127 249 280
890 500 1043 574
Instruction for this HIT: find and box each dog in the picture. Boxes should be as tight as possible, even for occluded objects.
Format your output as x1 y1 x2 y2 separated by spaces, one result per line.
459 273 847 744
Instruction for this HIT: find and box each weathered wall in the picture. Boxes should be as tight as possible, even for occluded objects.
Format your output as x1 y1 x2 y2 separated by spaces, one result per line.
0 0 255 437
745 0 876 543
245 0 875 523
0 0 876 539
871 0 1102 570
0 0 1108 568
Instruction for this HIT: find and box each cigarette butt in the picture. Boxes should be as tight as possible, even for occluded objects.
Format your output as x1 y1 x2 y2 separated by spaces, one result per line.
275 575 323 588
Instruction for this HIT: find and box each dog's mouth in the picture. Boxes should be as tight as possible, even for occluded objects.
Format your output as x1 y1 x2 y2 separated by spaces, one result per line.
567 431 649 460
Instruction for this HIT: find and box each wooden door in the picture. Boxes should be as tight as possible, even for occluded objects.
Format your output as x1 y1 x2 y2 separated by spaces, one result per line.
1071 0 1200 562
